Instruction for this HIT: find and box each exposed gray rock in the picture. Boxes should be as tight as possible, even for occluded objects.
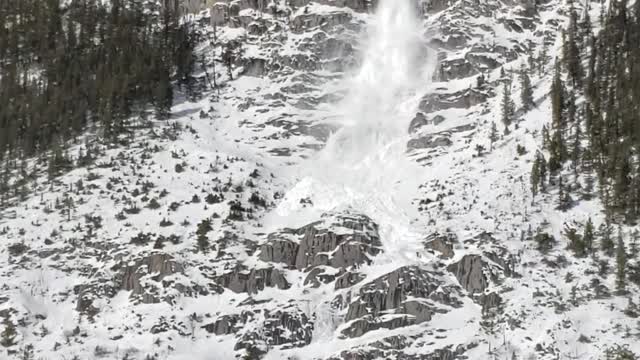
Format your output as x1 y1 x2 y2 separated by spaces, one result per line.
408 112 429 134
216 265 290 294
76 253 195 315
75 282 116 317
424 232 456 259
242 58 268 77
259 213 382 271
210 2 229 26
334 271 366 290
304 266 340 287
477 292 502 314
419 88 491 114
407 123 477 151
235 306 314 351
407 133 452 150
329 343 469 360
436 58 476 81
447 255 487 294
202 312 254 335
291 10 353 33
343 266 462 337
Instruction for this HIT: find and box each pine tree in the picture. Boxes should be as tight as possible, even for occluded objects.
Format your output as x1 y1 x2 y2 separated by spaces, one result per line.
600 219 615 256
538 152 547 192
520 64 535 111
583 217 595 254
548 63 567 173
615 228 627 293
531 157 540 197
500 81 515 129
630 230 639 260
557 176 571 210
489 122 499 150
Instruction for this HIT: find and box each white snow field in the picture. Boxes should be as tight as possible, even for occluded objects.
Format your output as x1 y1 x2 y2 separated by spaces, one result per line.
1 0 639 359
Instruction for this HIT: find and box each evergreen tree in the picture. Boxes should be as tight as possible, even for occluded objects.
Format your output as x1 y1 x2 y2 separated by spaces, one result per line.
601 219 615 256
616 228 627 293
500 81 515 129
520 64 535 111
531 156 540 197
538 151 548 192
489 122 499 150
583 217 595 254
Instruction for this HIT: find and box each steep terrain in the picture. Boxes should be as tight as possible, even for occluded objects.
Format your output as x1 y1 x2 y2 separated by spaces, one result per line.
1 0 640 359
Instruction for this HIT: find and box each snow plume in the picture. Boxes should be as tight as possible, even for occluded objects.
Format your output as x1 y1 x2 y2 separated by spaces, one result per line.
323 0 432 163
274 0 436 263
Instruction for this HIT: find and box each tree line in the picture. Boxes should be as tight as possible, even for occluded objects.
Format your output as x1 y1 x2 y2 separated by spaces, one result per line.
0 0 196 162
528 0 640 223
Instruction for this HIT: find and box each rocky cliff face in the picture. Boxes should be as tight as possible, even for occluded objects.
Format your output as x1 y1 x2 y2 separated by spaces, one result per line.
1 0 639 359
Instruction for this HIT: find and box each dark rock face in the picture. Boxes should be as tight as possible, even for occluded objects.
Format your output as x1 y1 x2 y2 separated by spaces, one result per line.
242 58 268 77
407 133 453 150
424 232 456 259
216 265 290 294
75 283 117 317
343 266 462 337
76 253 194 315
259 213 382 271
234 306 314 351
446 255 487 294
407 123 476 151
334 271 366 290
329 343 469 360
291 10 353 33
304 266 341 287
477 292 502 314
447 243 517 296
408 112 430 134
203 312 255 335
116 254 183 292
419 88 490 114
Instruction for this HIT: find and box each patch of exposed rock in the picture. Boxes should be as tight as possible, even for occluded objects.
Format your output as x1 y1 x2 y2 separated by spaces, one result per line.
216 264 290 294
259 212 382 271
342 266 463 338
76 253 199 316
424 232 456 259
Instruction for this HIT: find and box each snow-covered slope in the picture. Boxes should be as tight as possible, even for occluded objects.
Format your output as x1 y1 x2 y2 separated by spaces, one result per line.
1 0 639 359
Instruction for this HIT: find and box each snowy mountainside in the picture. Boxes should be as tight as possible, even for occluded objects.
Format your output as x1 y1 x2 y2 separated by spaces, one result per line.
1 0 640 359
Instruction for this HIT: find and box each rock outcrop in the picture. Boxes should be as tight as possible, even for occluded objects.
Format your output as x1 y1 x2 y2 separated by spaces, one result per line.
342 266 462 337
216 265 290 294
259 213 382 271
